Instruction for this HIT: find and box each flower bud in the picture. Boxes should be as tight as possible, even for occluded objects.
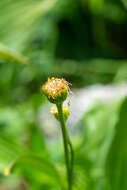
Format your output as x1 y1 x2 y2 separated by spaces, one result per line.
51 105 69 121
42 77 68 104
4 166 10 176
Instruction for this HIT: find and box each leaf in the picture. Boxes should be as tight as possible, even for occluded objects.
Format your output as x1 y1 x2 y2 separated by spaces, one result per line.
29 123 49 157
72 166 89 190
0 43 29 64
0 0 57 51
79 100 121 189
81 101 120 161
9 155 63 189
106 97 127 190
0 134 24 172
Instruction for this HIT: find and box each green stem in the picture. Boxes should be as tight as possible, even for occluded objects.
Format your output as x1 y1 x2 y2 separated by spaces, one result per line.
67 135 74 188
63 125 74 188
57 103 73 190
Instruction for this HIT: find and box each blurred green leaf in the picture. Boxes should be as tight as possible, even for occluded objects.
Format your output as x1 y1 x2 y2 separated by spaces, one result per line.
78 100 122 189
106 98 127 190
9 154 63 189
0 43 29 64
72 166 88 190
0 134 24 172
0 0 57 51
29 123 49 157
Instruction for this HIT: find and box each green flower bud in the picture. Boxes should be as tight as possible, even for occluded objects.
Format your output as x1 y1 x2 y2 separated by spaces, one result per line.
42 77 68 104
51 105 70 121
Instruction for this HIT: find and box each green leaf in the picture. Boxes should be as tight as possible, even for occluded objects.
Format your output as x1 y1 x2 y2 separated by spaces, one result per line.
29 124 49 157
72 166 89 190
79 100 121 189
0 134 24 174
0 0 57 51
9 155 63 189
106 97 127 190
0 43 29 64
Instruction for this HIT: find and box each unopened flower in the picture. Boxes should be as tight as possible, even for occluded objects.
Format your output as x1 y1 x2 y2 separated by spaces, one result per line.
42 77 69 104
4 166 10 176
51 105 69 121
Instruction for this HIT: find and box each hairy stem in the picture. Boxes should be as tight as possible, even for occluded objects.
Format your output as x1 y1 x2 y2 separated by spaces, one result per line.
57 103 74 190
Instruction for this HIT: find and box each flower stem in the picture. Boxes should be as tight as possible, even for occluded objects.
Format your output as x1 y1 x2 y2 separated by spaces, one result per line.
56 103 74 190
67 134 74 189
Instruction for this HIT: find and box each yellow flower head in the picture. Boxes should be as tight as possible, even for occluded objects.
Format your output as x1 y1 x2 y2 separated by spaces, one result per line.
42 77 69 104
51 105 69 121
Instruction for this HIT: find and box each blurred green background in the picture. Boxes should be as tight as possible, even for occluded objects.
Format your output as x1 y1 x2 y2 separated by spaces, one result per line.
0 0 127 189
